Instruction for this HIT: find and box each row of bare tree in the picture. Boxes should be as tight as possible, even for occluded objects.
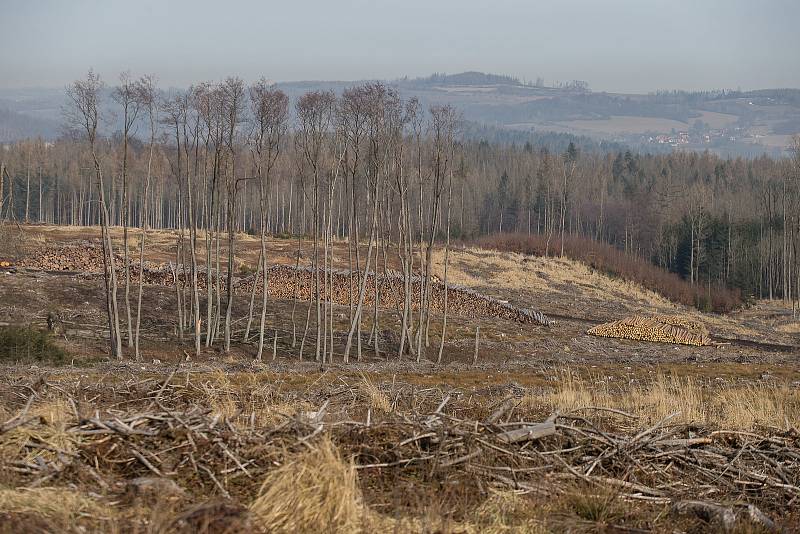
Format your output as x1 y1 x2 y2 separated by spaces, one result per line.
19 71 459 361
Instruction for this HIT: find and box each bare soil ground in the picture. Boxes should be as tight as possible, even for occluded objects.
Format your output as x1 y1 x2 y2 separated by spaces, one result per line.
1 224 799 532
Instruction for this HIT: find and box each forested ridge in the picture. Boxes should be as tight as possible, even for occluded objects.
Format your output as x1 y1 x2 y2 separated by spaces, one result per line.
1 71 799 360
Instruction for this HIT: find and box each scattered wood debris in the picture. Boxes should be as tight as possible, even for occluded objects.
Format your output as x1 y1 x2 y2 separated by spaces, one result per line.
1 372 796 531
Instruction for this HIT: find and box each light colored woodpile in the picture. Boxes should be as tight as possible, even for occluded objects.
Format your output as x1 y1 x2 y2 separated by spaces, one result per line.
127 263 211 290
654 314 709 337
237 266 553 326
20 245 551 326
20 244 121 272
587 315 711 346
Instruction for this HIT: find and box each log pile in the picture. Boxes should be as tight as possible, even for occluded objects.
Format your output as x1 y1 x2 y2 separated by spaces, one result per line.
587 315 711 346
20 245 552 326
21 245 214 288
19 244 121 272
236 266 552 326
126 262 212 290
655 314 710 337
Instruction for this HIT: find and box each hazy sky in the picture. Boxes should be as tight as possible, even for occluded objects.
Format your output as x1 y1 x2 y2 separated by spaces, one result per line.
2 0 799 92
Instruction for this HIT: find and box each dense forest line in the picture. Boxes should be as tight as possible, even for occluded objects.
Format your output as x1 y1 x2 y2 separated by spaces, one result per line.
0 71 799 359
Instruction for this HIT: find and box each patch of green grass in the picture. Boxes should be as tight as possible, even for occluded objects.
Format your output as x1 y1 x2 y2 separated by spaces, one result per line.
0 325 68 365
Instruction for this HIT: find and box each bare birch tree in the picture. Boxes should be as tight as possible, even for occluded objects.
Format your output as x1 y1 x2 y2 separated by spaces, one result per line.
248 79 289 360
133 74 158 360
296 91 336 363
112 71 141 348
66 70 122 358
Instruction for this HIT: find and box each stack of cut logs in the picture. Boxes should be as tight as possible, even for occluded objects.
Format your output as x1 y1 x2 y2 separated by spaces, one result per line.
20 245 552 326
587 315 711 346
126 263 212 290
19 244 121 272
237 266 553 326
654 314 709 337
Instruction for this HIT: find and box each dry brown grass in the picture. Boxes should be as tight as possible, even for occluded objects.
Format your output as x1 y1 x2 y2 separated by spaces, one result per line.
0 398 78 465
200 370 239 420
197 370 315 427
0 487 109 527
433 246 678 309
523 370 800 430
359 372 392 414
249 438 367 533
715 383 799 430
776 322 800 334
467 490 548 533
248 438 550 533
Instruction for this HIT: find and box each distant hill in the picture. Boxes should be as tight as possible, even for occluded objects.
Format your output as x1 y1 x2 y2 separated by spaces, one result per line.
0 87 64 142
0 107 61 142
2 72 798 157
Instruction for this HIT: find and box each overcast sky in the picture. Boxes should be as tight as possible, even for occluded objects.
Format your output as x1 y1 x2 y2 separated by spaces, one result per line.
2 0 798 93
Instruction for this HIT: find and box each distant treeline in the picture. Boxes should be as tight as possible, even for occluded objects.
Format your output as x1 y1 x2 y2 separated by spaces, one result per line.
651 88 800 107
459 121 635 154
401 71 523 87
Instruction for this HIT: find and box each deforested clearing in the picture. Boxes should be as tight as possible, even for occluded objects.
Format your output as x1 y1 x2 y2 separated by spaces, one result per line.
2 224 799 531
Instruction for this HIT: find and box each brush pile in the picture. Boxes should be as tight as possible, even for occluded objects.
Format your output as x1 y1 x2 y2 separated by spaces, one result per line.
587 315 711 346
1 371 797 531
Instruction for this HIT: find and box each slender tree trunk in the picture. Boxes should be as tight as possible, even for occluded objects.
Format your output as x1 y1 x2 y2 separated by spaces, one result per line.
0 163 5 221
94 155 122 359
134 105 156 361
344 173 379 362
437 161 454 364
256 212 269 360
244 246 263 343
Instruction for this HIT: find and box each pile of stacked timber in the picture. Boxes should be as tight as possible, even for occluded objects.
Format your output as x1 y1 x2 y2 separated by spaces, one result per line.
21 246 215 288
237 266 552 326
126 263 213 290
587 315 711 346
20 244 121 272
654 314 710 337
20 245 551 326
